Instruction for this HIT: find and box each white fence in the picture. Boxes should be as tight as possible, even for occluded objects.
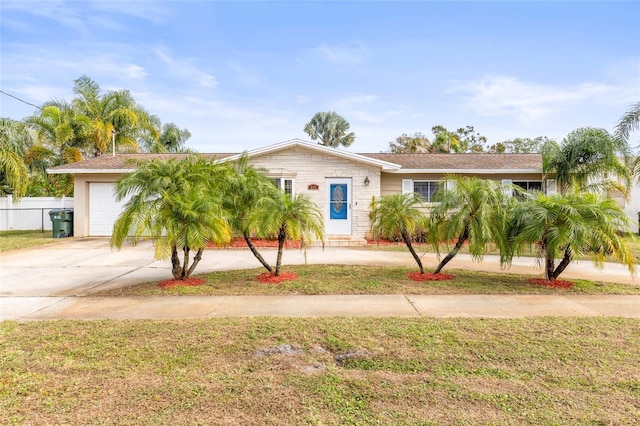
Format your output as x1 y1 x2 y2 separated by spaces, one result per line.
0 196 75 231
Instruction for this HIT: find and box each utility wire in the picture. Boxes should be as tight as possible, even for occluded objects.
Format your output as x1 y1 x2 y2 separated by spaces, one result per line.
0 90 42 110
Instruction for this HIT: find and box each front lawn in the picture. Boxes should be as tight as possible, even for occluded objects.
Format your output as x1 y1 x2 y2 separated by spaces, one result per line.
2 317 638 425
96 264 640 296
0 230 57 252
363 236 640 263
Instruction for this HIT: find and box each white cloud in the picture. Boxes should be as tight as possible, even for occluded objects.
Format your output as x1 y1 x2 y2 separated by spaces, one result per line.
91 0 170 24
451 75 637 123
313 42 367 65
154 48 219 89
2 0 85 30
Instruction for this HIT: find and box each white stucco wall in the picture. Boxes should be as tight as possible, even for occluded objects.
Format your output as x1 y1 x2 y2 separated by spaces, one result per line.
72 174 120 237
247 146 382 240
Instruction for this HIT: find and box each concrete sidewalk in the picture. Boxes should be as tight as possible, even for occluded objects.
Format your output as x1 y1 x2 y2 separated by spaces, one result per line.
1 238 639 320
3 294 639 320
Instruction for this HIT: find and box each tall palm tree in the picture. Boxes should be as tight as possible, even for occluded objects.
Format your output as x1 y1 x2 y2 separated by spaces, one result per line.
369 193 429 273
0 118 31 198
615 102 640 145
428 176 510 274
542 127 630 195
25 101 86 196
72 75 160 156
247 192 324 276
503 192 636 281
303 111 355 148
615 102 640 181
111 156 233 280
145 123 191 153
223 153 278 272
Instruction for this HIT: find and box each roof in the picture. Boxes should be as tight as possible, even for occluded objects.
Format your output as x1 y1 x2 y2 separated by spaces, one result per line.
47 153 235 174
359 153 543 173
224 139 400 171
48 140 543 175
48 139 401 174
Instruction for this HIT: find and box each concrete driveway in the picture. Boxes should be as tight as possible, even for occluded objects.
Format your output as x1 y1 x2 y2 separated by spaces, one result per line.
1 238 638 320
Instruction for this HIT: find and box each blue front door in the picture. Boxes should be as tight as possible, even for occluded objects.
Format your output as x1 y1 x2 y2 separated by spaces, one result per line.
326 178 352 234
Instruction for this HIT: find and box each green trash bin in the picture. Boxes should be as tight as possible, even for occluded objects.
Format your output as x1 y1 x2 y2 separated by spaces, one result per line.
49 209 74 238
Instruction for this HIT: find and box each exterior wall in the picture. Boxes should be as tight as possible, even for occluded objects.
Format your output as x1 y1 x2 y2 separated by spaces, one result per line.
381 172 544 196
619 185 640 233
72 173 120 237
0 196 74 231
248 146 381 240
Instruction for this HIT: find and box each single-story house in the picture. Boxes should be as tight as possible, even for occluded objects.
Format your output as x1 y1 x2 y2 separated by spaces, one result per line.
49 138 554 243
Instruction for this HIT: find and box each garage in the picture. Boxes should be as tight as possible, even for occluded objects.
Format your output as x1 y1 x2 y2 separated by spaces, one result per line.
89 182 130 236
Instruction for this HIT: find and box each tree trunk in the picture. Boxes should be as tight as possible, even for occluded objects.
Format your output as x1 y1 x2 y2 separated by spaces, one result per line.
171 245 182 280
275 225 286 276
186 248 204 278
243 231 273 273
545 253 555 282
552 246 572 280
402 231 424 274
434 226 469 274
181 246 190 280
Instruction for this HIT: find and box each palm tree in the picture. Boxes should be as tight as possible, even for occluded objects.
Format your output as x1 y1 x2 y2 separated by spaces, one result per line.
247 192 324 276
142 122 192 153
0 118 30 198
72 75 160 156
111 156 233 280
369 193 429 273
428 176 510 274
615 102 640 145
615 102 640 181
503 192 636 282
542 127 630 195
303 111 355 148
223 153 278 272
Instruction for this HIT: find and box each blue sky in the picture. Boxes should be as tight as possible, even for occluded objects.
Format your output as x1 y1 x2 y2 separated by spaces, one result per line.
1 0 639 153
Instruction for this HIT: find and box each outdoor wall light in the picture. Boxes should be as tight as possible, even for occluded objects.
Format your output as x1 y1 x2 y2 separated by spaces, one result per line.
364 176 370 186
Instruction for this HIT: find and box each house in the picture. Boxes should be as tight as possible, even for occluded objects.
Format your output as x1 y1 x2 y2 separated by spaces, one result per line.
48 139 550 243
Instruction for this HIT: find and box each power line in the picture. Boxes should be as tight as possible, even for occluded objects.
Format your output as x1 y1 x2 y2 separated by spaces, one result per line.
0 90 42 110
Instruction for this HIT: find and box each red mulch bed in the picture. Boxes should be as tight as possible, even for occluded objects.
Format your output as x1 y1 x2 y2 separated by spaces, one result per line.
257 271 298 284
528 278 575 289
407 271 454 282
208 238 302 249
158 277 205 289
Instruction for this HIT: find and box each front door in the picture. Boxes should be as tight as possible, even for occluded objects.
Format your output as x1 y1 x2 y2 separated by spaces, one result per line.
325 178 352 235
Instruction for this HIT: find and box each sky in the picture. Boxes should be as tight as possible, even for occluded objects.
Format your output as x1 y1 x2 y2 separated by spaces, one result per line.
1 0 639 153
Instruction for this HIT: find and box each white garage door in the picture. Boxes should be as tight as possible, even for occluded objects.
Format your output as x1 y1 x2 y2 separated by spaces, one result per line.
89 183 131 236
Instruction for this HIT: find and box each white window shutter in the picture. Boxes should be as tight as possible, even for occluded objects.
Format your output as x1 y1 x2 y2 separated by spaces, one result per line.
501 179 513 197
546 179 557 195
402 179 413 194
446 180 456 191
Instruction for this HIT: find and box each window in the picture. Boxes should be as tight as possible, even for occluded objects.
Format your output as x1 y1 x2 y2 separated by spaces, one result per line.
513 181 542 192
270 178 294 195
413 181 440 202
509 180 543 199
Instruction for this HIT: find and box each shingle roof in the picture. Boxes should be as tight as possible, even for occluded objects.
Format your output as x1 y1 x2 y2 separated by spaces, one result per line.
358 153 542 170
48 150 542 174
48 153 235 173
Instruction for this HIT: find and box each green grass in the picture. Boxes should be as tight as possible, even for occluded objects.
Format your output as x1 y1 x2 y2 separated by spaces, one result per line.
363 236 640 261
96 264 640 297
0 230 57 252
1 317 639 425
